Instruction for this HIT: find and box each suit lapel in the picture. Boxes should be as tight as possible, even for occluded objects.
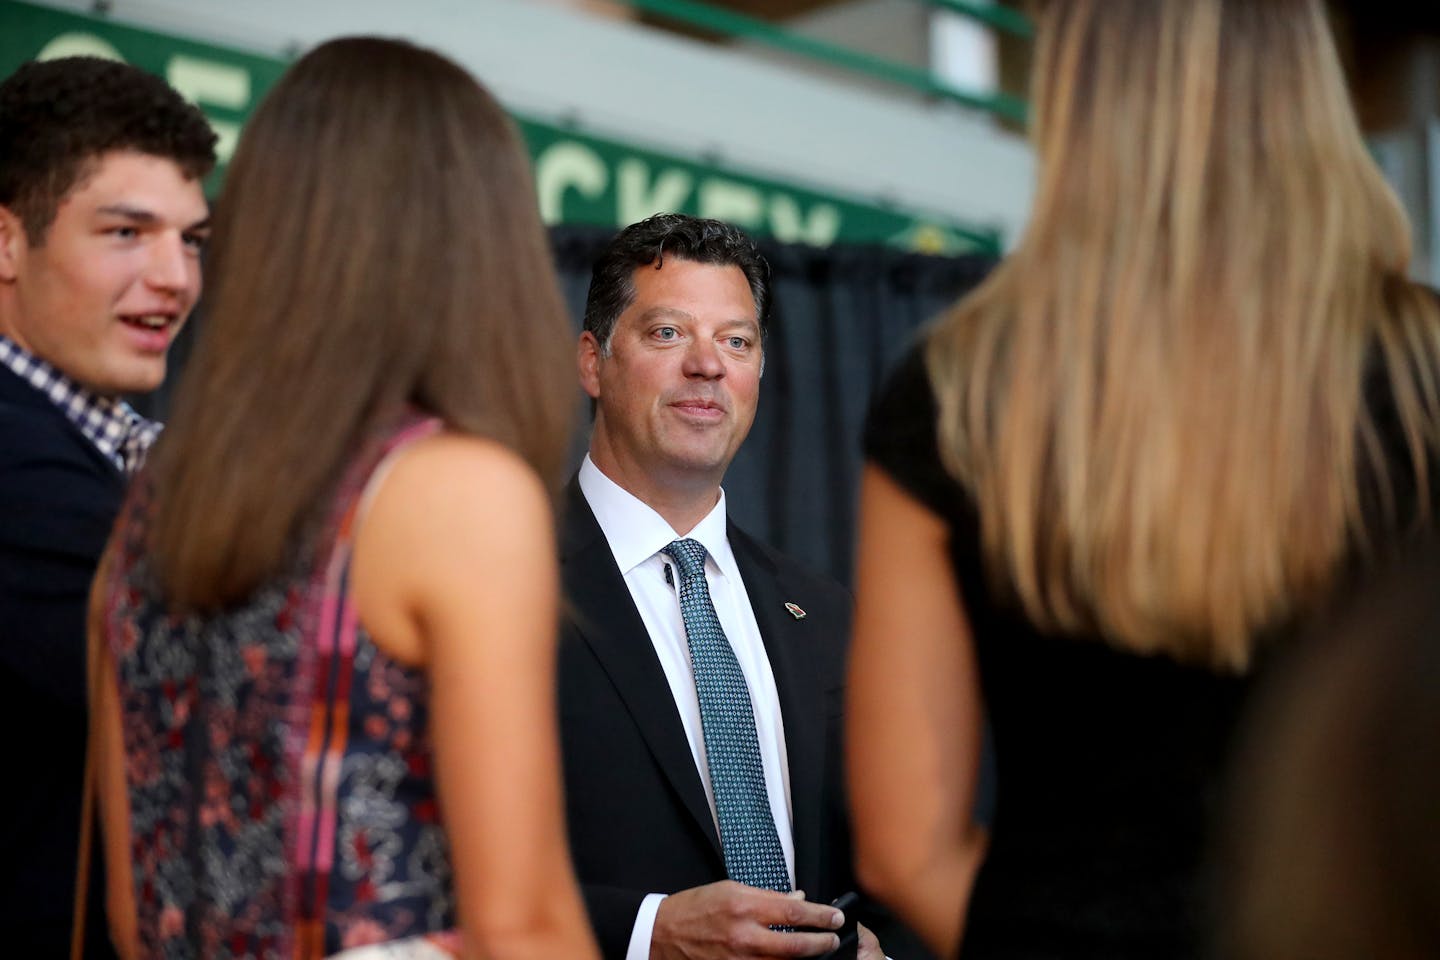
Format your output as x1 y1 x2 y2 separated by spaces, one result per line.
561 481 723 863
729 523 827 898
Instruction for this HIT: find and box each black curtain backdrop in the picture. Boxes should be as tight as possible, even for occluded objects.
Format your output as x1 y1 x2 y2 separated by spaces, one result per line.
135 226 993 589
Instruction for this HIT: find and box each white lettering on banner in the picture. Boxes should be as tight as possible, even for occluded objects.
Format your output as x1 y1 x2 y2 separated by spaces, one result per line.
616 158 693 225
535 141 608 224
769 193 841 246
697 179 764 228
519 138 854 243
167 55 249 108
37 32 123 61
166 56 250 163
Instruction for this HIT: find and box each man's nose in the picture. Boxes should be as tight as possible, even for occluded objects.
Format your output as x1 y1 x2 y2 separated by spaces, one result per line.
682 338 726 378
144 232 193 293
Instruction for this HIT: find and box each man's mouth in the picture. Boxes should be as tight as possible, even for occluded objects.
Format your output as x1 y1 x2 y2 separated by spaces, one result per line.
119 314 176 331
672 399 724 414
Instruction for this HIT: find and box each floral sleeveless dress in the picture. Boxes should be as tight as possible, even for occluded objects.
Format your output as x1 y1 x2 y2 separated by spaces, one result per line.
103 416 463 959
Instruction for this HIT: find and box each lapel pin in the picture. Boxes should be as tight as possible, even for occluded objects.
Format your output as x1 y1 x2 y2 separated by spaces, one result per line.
784 602 807 620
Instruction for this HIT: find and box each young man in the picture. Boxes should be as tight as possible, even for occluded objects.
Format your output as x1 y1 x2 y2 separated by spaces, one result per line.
0 56 215 955
559 213 892 960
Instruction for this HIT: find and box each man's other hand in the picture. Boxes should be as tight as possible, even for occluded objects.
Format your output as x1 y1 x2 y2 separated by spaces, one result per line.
651 881 843 959
856 923 884 960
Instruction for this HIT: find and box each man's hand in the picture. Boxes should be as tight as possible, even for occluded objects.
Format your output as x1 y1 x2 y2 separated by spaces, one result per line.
855 923 883 960
651 881 844 959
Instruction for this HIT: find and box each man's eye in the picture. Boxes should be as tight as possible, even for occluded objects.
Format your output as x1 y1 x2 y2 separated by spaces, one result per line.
655 327 678 341
727 337 749 350
182 233 209 253
107 226 139 240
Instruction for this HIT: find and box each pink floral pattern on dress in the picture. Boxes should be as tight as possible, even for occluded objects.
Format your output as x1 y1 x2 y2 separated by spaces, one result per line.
105 417 458 958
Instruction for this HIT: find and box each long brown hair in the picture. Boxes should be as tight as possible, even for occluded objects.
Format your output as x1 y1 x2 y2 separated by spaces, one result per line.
146 37 573 611
928 0 1440 669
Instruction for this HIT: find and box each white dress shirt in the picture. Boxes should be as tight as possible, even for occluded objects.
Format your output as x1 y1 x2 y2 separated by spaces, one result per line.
577 456 795 960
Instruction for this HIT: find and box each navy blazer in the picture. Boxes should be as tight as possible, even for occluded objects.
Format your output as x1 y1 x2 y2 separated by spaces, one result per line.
0 362 123 956
556 478 857 958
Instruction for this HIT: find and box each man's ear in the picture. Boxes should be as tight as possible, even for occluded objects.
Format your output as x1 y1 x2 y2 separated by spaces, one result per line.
0 206 25 284
578 330 603 401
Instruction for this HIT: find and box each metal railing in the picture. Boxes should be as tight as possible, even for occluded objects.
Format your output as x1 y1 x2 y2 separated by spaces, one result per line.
616 0 1029 124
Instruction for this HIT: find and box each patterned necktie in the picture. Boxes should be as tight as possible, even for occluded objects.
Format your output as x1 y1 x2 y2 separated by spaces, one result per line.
664 538 791 893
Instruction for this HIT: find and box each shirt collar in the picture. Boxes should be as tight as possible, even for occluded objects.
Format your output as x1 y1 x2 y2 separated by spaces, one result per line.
0 333 160 474
578 454 740 581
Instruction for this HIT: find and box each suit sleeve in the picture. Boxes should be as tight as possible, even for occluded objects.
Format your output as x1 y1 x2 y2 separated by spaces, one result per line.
822 581 858 891
0 414 122 708
580 883 651 960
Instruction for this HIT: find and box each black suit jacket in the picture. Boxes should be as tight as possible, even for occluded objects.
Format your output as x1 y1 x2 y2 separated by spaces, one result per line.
0 362 121 957
558 479 856 958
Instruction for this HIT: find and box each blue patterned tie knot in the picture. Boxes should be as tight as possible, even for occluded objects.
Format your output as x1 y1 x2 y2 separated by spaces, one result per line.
663 538 791 894
665 537 708 581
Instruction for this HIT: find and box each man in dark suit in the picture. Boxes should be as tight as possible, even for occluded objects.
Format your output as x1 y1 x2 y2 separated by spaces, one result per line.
0 57 215 956
560 214 890 960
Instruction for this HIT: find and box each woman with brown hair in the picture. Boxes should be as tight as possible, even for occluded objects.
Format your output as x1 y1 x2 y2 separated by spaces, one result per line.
86 37 599 959
846 0 1440 957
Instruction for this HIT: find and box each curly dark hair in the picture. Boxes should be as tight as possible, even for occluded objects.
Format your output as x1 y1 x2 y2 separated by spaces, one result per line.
583 213 771 355
0 56 217 243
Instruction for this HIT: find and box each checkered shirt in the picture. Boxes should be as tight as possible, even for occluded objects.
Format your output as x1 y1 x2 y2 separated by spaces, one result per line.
0 334 161 475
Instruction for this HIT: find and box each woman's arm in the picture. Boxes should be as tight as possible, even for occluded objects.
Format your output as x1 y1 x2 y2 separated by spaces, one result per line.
353 434 598 960
87 554 140 960
846 464 988 958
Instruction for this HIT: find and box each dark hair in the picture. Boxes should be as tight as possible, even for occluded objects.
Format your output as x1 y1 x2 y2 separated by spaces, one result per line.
0 56 216 243
147 36 574 611
583 213 771 354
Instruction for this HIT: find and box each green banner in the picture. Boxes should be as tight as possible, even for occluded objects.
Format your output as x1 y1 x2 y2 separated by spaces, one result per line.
0 0 999 254
518 119 997 253
0 0 285 191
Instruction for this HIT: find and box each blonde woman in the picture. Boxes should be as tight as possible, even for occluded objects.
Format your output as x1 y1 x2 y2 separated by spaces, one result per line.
846 1 1440 957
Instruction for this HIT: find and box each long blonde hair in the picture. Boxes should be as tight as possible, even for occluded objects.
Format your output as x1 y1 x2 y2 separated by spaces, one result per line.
928 0 1440 669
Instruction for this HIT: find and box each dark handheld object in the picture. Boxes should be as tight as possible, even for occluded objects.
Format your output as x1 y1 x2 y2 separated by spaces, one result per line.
819 891 860 960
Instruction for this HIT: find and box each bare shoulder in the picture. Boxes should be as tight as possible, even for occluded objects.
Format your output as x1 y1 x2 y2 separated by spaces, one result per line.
360 430 554 545
378 431 548 507
351 431 557 665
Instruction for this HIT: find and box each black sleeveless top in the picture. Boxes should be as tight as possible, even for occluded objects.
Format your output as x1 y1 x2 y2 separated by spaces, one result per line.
862 341 1437 959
